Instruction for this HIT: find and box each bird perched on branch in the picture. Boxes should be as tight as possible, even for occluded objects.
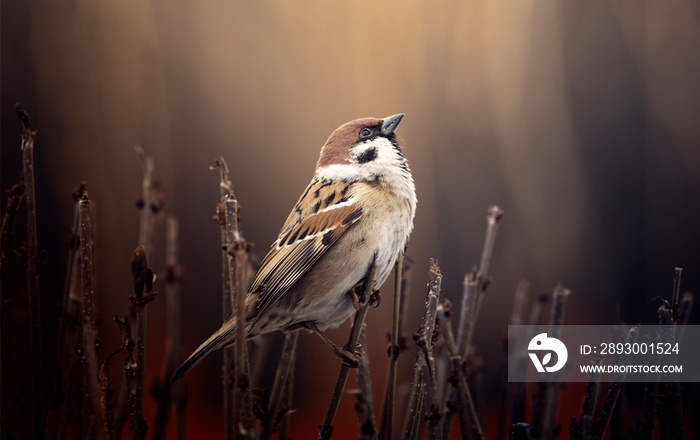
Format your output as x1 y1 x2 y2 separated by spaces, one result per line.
173 113 416 381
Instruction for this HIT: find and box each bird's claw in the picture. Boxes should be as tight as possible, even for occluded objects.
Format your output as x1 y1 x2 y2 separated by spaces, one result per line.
336 346 361 367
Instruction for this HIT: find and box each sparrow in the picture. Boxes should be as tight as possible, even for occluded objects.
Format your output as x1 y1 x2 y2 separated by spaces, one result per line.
173 113 416 381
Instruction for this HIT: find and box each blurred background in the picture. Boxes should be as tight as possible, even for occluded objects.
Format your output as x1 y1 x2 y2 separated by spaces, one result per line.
2 0 700 438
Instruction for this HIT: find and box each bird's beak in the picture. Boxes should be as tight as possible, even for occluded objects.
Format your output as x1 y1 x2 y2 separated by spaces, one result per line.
381 113 404 136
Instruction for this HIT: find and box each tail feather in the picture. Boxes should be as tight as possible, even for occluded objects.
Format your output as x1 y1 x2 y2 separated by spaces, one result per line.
172 319 236 382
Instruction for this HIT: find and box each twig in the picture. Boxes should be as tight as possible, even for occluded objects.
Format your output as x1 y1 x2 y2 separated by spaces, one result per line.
441 271 479 437
0 177 25 277
99 346 125 440
456 271 479 360
443 207 503 439
593 326 639 440
1 176 25 440
676 291 693 344
116 316 136 437
533 285 570 440
657 302 683 440
213 158 236 440
355 327 378 439
128 246 156 439
54 186 84 428
277 339 297 440
16 104 45 440
417 260 443 440
225 197 255 437
465 206 505 350
152 217 186 440
402 260 444 440
398 257 414 340
381 251 404 440
497 280 530 440
115 147 164 438
213 157 255 437
317 261 378 440
78 193 103 439
437 302 484 440
260 332 299 440
135 146 163 263
46 183 85 439
401 364 425 440
671 267 682 317
636 340 660 440
578 355 603 440
380 255 413 440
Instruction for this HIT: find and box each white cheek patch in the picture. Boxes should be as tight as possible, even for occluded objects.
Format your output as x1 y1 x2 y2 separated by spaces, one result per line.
315 137 411 188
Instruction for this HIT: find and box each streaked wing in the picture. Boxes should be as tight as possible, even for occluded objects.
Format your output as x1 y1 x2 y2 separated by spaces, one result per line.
249 179 362 324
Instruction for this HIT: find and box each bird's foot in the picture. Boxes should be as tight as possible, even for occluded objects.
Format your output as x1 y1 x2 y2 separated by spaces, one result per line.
369 289 380 308
349 283 380 310
349 282 364 310
335 345 361 368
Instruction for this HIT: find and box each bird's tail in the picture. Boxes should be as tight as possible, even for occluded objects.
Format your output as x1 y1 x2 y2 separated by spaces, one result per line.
172 317 236 382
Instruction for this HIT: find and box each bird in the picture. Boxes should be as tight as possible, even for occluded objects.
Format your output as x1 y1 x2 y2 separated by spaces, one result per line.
173 113 416 381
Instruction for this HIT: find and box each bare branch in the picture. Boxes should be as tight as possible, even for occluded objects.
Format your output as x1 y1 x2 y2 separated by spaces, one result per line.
317 262 378 440
128 246 156 440
78 193 103 439
16 104 44 439
380 251 404 440
437 302 484 440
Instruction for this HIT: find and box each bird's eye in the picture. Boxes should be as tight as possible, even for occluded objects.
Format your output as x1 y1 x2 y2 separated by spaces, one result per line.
359 128 373 139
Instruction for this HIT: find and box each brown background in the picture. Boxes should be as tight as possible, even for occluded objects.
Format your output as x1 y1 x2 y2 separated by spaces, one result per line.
2 1 700 438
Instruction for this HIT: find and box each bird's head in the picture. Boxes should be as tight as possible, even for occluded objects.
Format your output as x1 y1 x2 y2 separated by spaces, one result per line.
315 114 409 182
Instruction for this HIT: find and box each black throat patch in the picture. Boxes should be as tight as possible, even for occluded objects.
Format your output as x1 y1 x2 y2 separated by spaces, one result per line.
356 147 377 164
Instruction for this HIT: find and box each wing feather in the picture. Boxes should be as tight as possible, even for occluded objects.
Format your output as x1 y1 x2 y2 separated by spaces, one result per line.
249 179 362 325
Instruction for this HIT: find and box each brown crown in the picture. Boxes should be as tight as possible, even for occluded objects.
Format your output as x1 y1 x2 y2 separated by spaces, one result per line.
316 117 382 168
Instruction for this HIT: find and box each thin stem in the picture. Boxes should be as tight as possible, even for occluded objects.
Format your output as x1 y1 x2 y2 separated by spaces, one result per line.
135 146 163 263
418 260 442 440
465 206 504 352
356 327 377 439
317 262 378 440
677 292 693 344
0 178 25 435
221 186 254 436
152 217 185 440
578 356 603 440
534 285 570 440
115 147 163 438
277 339 297 440
441 271 479 438
213 158 236 440
657 303 683 440
437 303 484 440
0 178 24 276
459 272 480 356
593 326 639 440
46 183 84 439
477 205 504 283
671 267 682 313
381 252 404 440
79 193 103 439
128 246 156 440
260 332 299 440
497 280 529 440
16 104 44 440
636 369 659 440
401 365 424 440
